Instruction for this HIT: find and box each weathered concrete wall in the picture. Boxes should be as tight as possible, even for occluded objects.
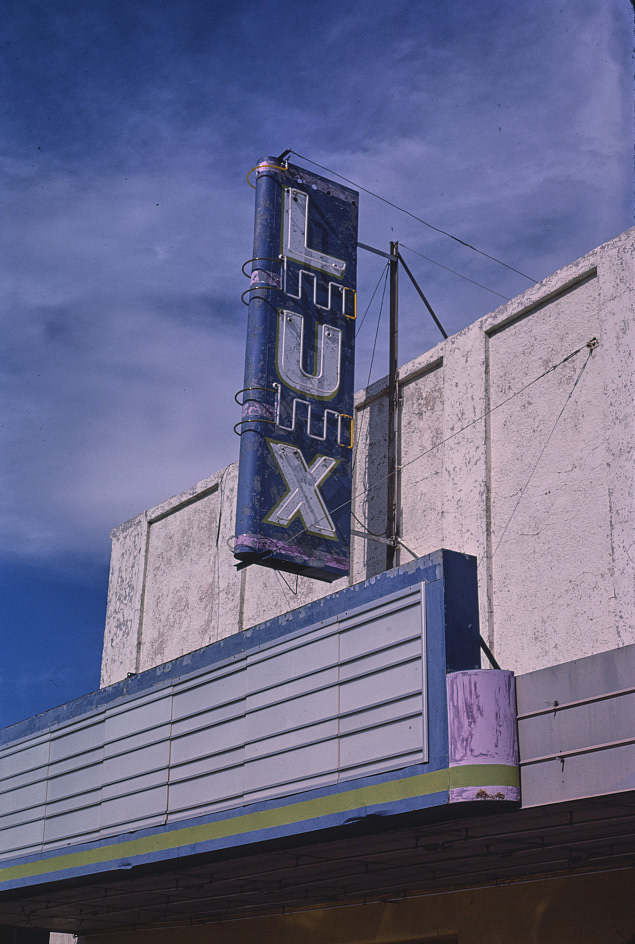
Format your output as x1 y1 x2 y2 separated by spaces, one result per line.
101 228 635 687
102 468 241 680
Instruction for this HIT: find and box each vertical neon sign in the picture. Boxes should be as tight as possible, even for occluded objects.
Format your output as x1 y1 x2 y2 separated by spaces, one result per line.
234 158 358 581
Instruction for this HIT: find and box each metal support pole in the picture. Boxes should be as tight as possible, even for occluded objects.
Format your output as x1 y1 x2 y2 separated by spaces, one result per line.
397 250 448 339
386 241 399 570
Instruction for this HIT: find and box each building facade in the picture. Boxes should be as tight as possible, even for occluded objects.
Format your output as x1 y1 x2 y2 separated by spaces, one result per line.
1 228 634 943
102 225 634 680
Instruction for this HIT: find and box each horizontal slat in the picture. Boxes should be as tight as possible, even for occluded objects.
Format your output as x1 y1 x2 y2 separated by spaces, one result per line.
245 666 338 711
0 740 50 787
340 715 424 772
0 779 48 819
170 698 244 739
48 719 105 763
518 692 635 759
171 666 246 719
104 693 173 741
521 742 635 807
244 738 340 793
102 722 172 762
167 765 245 815
516 684 635 720
0 821 46 857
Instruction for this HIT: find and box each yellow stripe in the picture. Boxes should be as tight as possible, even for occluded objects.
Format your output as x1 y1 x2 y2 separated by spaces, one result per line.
0 765 518 884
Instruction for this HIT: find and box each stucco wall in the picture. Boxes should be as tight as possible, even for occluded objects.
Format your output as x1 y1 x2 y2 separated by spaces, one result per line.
101 228 635 686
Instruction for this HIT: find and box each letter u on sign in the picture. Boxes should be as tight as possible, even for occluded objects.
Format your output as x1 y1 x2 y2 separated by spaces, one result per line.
276 310 342 398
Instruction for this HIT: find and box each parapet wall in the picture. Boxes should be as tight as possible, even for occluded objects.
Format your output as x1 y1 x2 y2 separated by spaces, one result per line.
101 228 635 686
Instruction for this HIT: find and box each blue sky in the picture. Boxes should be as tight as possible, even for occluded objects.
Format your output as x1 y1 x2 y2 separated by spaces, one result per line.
1 0 633 727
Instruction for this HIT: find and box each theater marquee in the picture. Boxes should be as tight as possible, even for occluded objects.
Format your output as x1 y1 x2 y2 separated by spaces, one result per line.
234 157 358 581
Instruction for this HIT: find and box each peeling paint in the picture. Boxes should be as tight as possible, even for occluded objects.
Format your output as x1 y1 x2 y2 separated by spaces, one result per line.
447 669 520 803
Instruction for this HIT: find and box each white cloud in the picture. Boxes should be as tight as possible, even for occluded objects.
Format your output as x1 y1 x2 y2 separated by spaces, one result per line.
0 159 254 561
2 295 244 559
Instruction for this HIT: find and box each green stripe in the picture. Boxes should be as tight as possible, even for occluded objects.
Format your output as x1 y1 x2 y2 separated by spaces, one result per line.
0 765 518 884
450 764 519 789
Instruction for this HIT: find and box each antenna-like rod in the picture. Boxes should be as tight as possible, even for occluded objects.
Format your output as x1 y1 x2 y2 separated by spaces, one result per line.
386 241 399 570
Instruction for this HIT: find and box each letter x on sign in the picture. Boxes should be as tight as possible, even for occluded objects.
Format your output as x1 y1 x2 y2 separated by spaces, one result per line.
266 442 338 538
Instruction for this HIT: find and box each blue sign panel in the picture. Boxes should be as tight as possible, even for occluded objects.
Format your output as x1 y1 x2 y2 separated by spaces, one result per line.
234 157 358 581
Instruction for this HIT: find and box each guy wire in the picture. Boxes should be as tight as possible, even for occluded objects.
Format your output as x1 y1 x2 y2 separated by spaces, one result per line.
352 264 389 477
287 150 538 284
245 341 593 569
400 243 511 301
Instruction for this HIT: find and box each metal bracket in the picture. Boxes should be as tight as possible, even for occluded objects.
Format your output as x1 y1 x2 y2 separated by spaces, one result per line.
357 241 397 261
